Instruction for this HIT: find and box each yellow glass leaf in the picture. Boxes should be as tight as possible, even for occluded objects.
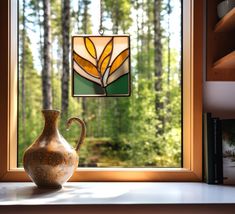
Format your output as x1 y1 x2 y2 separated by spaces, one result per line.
85 37 97 59
98 38 113 70
100 55 111 75
73 52 100 78
110 49 129 75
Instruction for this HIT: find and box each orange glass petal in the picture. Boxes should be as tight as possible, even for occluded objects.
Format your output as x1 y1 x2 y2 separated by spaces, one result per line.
110 49 129 75
100 55 111 75
73 52 100 78
85 37 97 59
98 39 113 70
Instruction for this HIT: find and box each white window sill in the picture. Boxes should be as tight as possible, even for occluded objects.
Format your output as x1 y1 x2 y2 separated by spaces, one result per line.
0 182 235 206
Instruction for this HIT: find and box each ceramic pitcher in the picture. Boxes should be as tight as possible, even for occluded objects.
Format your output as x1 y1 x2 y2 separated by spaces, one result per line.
23 110 86 188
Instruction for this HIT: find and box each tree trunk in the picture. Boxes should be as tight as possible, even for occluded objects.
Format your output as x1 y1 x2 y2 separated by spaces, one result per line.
166 0 172 124
154 0 164 134
21 0 26 140
81 0 90 120
167 0 171 87
61 0 70 115
36 0 43 63
77 0 82 33
147 0 152 80
42 0 52 109
113 0 119 34
83 0 88 33
135 0 141 90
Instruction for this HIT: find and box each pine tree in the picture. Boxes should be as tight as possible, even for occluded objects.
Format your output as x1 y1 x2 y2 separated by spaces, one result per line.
81 0 92 34
42 0 52 109
61 0 70 115
20 0 26 140
165 0 172 124
154 0 164 135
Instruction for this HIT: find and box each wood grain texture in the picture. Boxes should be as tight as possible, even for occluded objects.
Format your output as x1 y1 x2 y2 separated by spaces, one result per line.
215 8 235 32
0 168 200 182
206 0 235 81
192 0 203 180
0 0 9 179
214 51 235 69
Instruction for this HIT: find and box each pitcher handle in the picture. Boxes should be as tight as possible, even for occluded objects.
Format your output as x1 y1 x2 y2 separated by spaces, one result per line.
66 117 86 152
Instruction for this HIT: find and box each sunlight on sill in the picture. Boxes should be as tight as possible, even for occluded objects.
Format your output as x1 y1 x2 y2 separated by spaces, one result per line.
1 182 235 205
0 183 132 205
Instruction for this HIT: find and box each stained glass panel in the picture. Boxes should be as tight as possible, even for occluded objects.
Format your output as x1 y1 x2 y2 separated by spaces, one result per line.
72 35 130 97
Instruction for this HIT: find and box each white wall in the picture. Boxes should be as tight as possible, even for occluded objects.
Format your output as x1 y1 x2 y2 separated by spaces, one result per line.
204 82 235 118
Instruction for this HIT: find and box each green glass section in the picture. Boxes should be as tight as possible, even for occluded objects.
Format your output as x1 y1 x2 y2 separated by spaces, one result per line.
74 72 104 95
106 74 129 95
74 72 129 96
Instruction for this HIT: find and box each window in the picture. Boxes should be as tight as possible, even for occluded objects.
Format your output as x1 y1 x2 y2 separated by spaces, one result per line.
18 0 182 168
0 0 203 181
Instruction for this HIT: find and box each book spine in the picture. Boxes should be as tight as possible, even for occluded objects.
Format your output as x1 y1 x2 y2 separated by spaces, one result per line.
213 118 218 184
204 113 215 184
203 113 206 182
216 119 223 184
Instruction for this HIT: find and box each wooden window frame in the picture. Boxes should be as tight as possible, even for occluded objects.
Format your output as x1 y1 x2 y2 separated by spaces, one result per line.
0 0 203 182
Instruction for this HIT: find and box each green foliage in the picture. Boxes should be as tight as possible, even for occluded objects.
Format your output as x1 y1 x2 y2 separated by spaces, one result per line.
18 34 43 164
104 0 132 33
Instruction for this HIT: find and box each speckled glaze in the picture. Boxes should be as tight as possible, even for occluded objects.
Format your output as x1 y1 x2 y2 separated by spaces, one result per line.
23 110 86 189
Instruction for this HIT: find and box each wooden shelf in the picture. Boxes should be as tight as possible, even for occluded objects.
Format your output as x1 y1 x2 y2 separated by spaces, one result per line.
207 0 235 81
215 8 235 32
213 51 235 69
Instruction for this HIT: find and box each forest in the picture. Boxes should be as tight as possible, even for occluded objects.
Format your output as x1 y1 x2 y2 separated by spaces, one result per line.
18 0 182 167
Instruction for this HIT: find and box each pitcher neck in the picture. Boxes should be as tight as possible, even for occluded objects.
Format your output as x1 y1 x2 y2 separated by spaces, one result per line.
42 110 60 135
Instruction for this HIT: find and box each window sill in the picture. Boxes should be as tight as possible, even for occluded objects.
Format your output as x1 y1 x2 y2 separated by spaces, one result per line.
0 182 235 205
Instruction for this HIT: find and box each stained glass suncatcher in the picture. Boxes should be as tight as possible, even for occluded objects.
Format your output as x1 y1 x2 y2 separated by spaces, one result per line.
72 35 130 97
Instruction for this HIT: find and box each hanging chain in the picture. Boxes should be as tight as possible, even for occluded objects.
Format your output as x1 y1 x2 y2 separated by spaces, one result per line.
98 0 104 35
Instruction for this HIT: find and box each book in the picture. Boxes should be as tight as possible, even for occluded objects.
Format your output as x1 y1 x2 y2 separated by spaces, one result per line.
222 119 235 184
213 118 223 184
203 113 223 184
203 113 215 184
216 119 223 184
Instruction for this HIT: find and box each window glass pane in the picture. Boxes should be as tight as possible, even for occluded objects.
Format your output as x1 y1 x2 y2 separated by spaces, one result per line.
18 0 182 167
